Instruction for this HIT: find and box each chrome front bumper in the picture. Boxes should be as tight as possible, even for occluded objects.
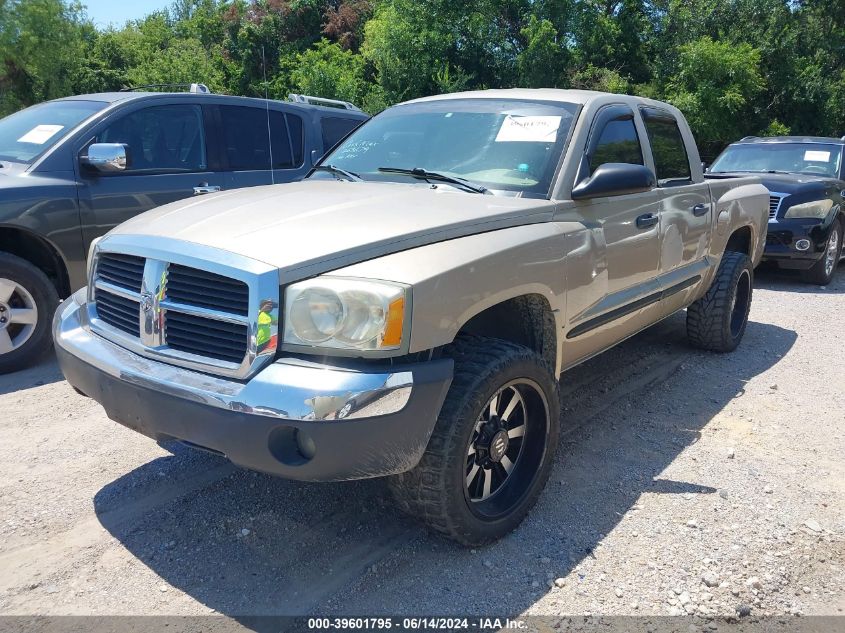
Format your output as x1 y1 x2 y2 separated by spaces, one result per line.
53 290 453 480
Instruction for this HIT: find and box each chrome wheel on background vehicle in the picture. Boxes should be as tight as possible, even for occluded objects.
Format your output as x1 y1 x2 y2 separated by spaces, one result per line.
824 228 839 278
464 380 548 518
803 218 842 285
0 278 39 355
0 253 60 374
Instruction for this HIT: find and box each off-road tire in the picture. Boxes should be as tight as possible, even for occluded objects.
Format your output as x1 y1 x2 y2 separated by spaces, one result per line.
388 335 561 546
802 218 842 286
686 251 753 353
0 252 59 374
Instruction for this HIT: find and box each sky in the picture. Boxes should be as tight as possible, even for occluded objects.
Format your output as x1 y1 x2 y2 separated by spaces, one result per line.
82 0 173 28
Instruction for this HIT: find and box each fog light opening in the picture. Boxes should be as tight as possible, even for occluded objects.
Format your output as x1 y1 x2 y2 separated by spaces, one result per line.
795 239 811 252
268 426 316 466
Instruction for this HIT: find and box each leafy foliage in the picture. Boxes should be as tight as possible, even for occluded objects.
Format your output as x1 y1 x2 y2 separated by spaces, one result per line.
0 0 843 150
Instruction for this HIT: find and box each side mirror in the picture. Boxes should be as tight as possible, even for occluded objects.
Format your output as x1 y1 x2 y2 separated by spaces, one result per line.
702 162 709 173
81 143 128 173
571 163 656 200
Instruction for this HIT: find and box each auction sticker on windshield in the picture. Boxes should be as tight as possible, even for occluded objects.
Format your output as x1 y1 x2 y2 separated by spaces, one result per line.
17 124 64 145
495 115 561 142
804 150 831 162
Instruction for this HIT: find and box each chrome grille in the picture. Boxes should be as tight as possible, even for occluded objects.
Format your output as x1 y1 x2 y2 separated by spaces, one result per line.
166 264 249 316
94 288 140 337
165 312 248 364
769 194 786 219
97 253 144 291
89 249 277 375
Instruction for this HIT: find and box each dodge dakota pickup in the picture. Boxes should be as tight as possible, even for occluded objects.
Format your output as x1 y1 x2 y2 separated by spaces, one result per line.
54 89 769 545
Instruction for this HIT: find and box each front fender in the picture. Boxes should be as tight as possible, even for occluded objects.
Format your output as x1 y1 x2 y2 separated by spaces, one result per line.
331 222 580 372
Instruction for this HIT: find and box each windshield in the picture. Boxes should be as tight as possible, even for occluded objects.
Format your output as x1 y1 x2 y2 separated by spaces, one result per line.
315 98 580 197
710 142 843 178
0 100 107 163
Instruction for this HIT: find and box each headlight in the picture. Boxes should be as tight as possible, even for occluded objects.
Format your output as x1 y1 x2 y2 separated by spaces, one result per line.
283 277 407 351
784 199 834 219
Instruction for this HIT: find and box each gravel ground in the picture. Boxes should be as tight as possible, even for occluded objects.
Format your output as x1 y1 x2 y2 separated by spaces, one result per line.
0 265 843 623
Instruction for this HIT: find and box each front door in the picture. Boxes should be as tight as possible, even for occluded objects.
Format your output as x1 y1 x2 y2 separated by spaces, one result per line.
562 105 662 366
78 103 224 247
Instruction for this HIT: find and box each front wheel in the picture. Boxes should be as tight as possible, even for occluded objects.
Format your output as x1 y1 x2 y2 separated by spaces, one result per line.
803 218 842 285
389 336 560 546
0 253 60 374
686 251 753 353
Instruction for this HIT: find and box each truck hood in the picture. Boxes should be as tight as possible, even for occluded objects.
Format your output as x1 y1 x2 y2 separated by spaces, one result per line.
109 180 556 275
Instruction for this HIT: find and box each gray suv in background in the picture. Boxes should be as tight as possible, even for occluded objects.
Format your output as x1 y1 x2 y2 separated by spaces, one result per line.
0 88 368 373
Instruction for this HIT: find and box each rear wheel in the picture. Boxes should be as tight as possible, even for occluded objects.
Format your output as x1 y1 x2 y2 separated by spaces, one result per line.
389 336 560 546
803 218 842 285
0 253 59 374
687 251 753 353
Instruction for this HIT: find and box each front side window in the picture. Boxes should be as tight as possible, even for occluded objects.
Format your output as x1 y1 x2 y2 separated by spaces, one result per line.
317 99 580 197
589 118 643 174
642 113 691 184
97 104 206 172
710 142 843 178
0 100 106 163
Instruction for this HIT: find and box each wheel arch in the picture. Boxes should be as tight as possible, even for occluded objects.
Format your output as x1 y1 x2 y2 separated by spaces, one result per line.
0 225 71 297
724 224 753 256
453 289 561 375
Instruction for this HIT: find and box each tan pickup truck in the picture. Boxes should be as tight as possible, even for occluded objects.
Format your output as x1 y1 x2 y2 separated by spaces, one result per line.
53 89 768 545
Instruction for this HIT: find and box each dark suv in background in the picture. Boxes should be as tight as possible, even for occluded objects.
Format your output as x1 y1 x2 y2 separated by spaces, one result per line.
708 136 845 285
0 87 368 373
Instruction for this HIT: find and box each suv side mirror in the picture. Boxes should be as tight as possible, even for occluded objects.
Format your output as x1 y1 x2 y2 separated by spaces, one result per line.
571 163 656 200
81 143 128 173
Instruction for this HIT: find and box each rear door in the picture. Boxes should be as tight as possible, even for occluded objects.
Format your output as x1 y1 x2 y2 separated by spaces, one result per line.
640 107 711 282
77 102 223 247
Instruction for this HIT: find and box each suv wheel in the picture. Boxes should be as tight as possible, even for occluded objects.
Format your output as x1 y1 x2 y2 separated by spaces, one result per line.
803 218 842 285
0 253 59 374
389 335 560 546
686 251 753 353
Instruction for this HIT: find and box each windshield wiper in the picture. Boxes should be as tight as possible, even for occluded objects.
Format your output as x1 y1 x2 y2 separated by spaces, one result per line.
378 167 488 194
313 164 362 182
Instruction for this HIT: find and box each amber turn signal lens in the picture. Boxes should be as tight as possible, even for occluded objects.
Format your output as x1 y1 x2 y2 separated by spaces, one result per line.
381 297 405 347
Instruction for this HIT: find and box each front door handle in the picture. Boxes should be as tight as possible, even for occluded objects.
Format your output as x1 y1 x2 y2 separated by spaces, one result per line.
193 184 221 195
691 203 709 216
636 213 658 229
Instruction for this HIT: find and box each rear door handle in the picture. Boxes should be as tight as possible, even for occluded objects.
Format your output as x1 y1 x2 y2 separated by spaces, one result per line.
691 203 709 216
636 213 658 229
193 184 221 195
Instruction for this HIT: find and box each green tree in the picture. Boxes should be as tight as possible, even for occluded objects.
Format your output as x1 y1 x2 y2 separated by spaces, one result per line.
516 15 570 88
665 37 765 145
288 38 368 104
0 0 89 113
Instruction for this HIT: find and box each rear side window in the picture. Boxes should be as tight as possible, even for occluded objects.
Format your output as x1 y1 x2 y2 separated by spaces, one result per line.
642 113 691 184
589 118 643 174
220 106 272 171
221 106 304 170
285 113 304 167
97 104 206 172
320 116 361 154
